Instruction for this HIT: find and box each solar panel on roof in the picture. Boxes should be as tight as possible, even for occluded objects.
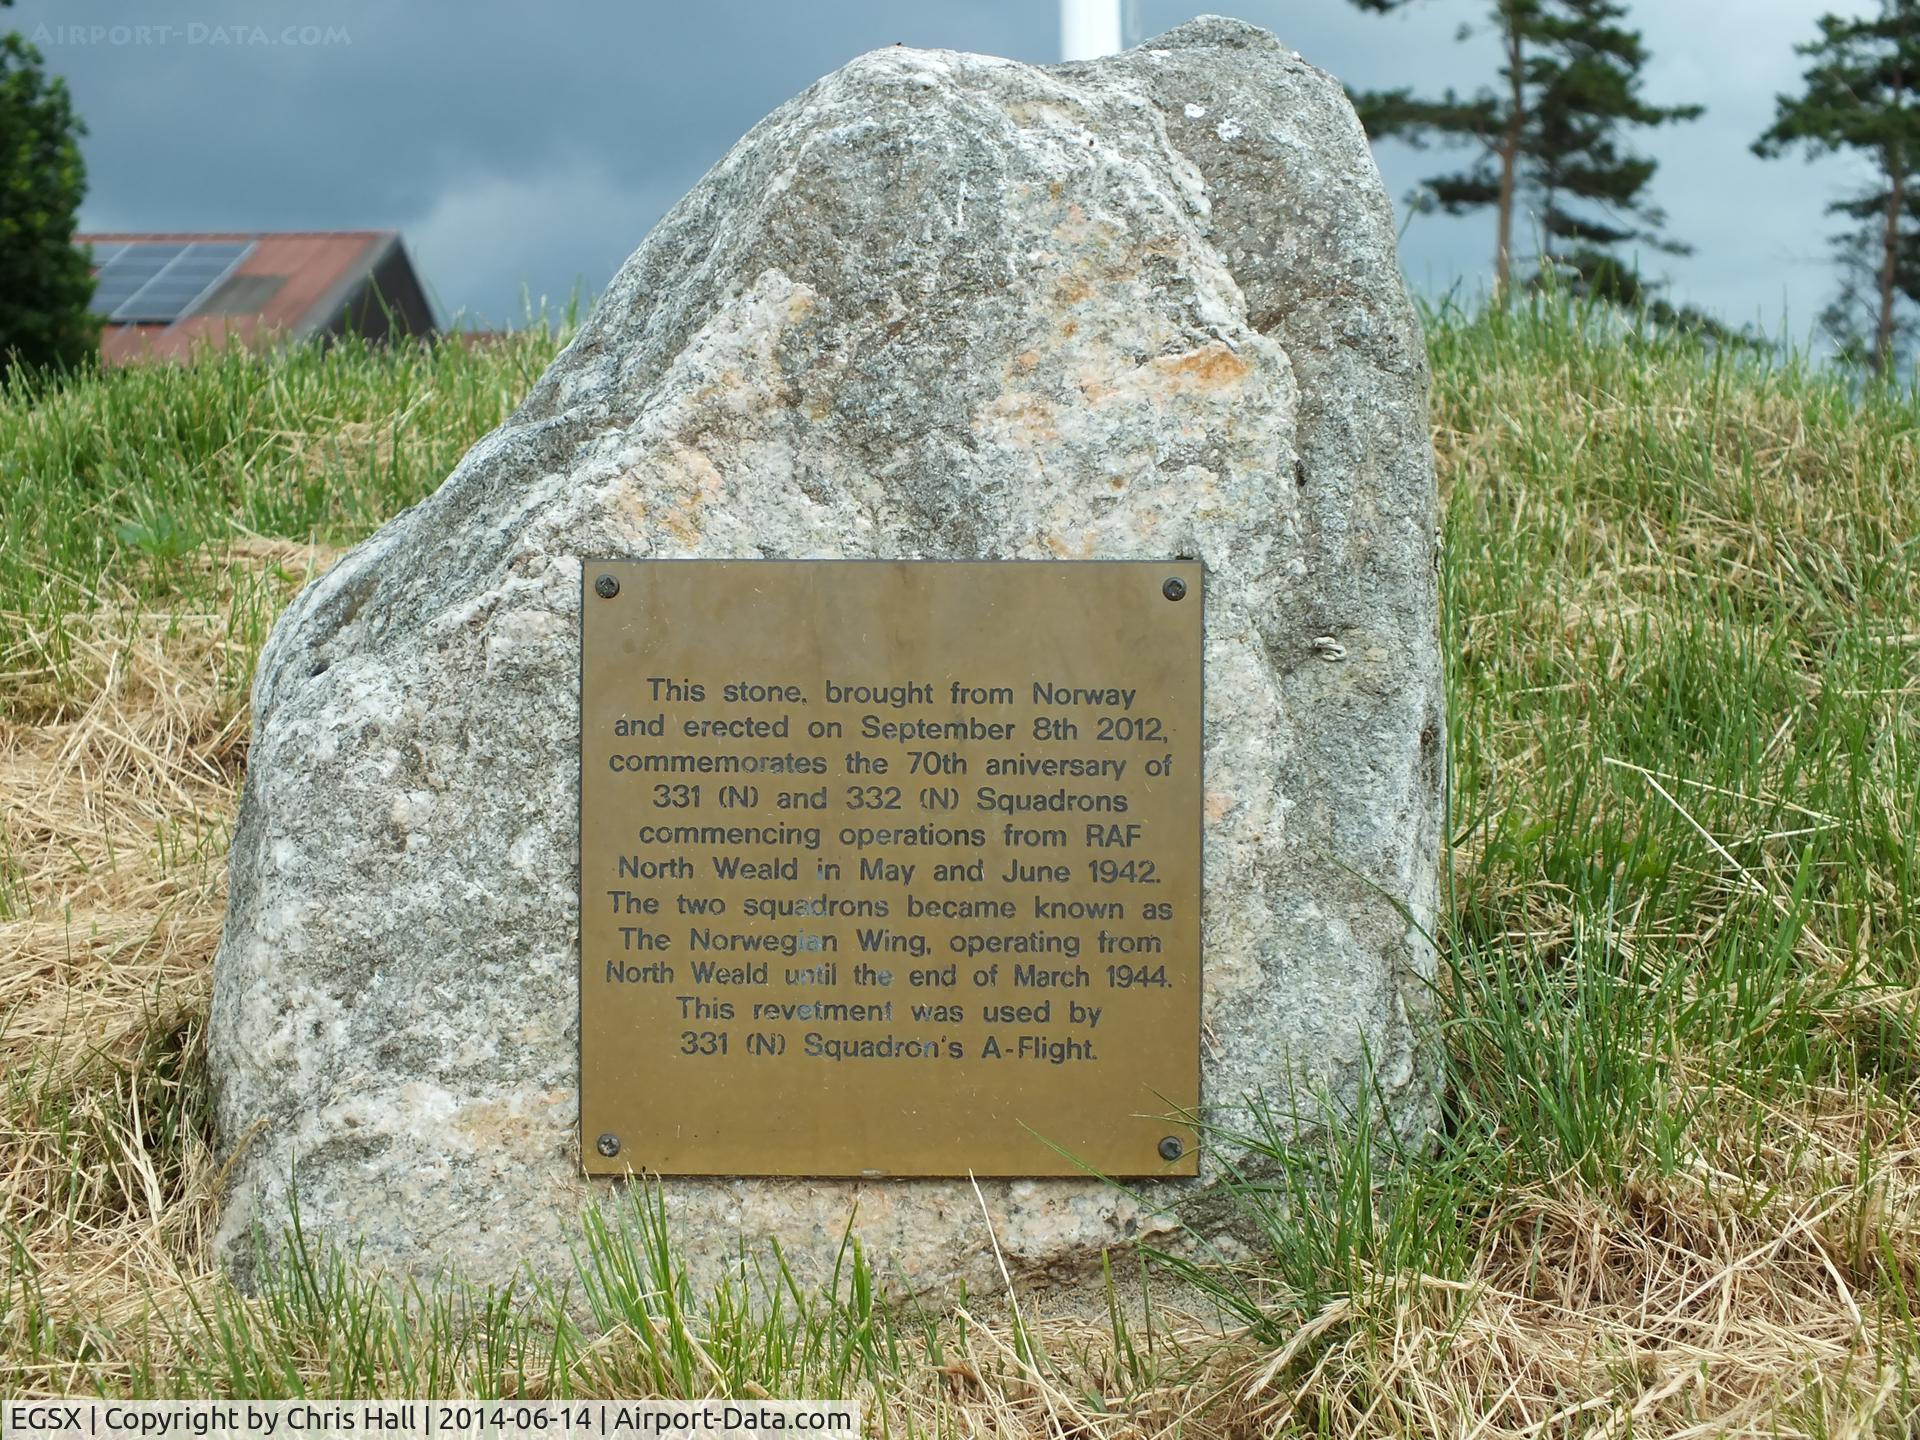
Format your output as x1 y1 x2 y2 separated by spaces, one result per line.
84 240 255 324
169 247 246 272
131 288 207 312
105 251 178 280
87 243 183 318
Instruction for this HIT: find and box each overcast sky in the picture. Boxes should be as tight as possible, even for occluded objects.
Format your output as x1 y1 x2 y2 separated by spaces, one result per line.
13 0 1867 339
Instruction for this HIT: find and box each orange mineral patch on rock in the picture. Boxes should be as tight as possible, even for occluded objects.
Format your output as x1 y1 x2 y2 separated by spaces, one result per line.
977 389 1060 448
661 505 702 546
454 1092 573 1153
1053 274 1094 306
1151 341 1250 391
1075 372 1115 404
651 446 726 545
1038 532 1096 558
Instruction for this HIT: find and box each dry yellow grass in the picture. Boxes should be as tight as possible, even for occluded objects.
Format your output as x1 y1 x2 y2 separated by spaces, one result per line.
0 547 331 1388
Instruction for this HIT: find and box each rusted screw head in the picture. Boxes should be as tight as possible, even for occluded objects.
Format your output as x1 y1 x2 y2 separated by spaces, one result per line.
593 573 620 600
1158 1135 1185 1162
1162 577 1187 602
596 1132 621 1158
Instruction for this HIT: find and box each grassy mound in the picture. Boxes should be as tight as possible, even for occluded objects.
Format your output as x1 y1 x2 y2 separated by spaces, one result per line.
1 304 1915 1431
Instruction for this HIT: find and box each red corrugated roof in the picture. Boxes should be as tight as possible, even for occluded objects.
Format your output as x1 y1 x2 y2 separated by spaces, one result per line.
77 231 395 363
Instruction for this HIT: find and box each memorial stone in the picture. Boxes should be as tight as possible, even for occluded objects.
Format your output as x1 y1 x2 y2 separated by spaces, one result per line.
210 16 1445 1295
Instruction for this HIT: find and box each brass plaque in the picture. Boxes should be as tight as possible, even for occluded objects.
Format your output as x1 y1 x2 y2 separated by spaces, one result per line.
579 561 1202 1178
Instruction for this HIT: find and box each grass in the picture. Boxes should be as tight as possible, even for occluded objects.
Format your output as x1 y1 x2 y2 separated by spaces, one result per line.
0 326 564 722
1 301 1917 1432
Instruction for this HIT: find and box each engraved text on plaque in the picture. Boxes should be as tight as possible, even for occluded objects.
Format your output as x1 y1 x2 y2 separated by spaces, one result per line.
579 561 1202 1177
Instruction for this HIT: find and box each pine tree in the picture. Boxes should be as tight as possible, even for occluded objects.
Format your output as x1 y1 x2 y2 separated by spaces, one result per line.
0 0 97 373
1346 0 1701 299
1754 1 1920 377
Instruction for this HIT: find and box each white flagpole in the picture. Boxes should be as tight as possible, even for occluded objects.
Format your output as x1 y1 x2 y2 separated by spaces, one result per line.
1060 0 1123 60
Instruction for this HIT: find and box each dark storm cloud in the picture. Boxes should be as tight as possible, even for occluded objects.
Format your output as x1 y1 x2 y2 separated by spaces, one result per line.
13 1 1055 324
12 0 1847 335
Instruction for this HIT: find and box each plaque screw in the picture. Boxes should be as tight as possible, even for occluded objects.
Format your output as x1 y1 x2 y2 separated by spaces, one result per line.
1161 577 1187 602
1158 1135 1186 1162
594 573 620 600
596 1132 621 1158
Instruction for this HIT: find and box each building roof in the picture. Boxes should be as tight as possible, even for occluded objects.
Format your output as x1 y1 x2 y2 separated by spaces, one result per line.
75 231 436 363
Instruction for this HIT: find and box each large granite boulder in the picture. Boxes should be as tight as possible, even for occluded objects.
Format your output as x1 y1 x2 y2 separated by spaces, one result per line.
210 15 1443 1295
